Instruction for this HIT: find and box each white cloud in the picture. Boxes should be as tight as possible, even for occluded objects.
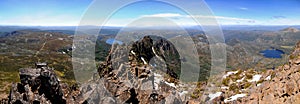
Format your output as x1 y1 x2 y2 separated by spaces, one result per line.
137 13 300 26
141 13 253 21
139 13 256 26
239 7 248 10
3 12 300 26
191 15 253 21
0 14 80 26
142 13 182 18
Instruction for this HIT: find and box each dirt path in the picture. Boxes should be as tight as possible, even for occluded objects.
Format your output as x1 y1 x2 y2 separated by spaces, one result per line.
34 41 47 57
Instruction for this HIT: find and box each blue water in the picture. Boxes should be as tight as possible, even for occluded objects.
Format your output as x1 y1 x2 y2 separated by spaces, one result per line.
260 49 285 58
106 38 123 45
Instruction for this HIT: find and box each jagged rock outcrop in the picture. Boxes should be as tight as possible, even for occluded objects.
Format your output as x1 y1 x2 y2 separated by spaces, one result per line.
5 63 82 104
131 36 155 63
99 36 180 79
94 36 190 104
153 37 181 79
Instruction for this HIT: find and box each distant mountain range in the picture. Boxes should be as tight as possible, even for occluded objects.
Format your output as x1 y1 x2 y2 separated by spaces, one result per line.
1 25 300 35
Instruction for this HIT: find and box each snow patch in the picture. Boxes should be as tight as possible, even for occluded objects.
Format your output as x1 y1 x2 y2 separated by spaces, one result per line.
153 73 176 89
265 75 271 80
257 83 261 86
165 81 176 88
221 86 229 89
223 70 239 78
179 91 188 96
209 92 222 101
152 47 159 57
250 74 261 82
236 77 245 82
224 94 246 103
57 78 61 81
141 57 147 64
130 50 136 55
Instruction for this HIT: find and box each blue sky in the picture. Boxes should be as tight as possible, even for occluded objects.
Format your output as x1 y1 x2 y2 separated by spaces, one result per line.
0 0 300 26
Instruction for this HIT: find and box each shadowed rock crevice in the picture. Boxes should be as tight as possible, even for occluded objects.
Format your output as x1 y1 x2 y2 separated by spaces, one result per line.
130 36 181 79
125 88 139 104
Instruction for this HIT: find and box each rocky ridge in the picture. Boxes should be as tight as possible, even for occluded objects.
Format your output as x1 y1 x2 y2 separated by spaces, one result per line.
94 36 193 103
210 41 300 103
239 41 300 103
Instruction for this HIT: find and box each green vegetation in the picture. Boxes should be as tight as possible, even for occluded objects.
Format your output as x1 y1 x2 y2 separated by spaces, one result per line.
190 82 205 99
95 41 111 61
222 77 230 86
243 82 252 89
0 31 77 96
229 84 240 93
0 71 20 94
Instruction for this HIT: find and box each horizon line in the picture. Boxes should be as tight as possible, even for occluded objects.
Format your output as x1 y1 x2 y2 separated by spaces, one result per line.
0 24 300 27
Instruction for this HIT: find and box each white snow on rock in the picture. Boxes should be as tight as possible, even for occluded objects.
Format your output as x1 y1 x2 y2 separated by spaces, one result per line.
221 86 229 89
151 47 165 62
165 81 176 88
265 75 271 80
141 57 147 64
130 50 136 55
257 83 261 86
57 78 61 81
250 74 261 82
236 77 245 82
209 92 222 101
179 91 188 96
224 94 246 103
152 47 159 57
153 73 176 89
223 70 239 78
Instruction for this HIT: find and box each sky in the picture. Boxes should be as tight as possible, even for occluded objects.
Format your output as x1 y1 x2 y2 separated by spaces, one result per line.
0 0 300 26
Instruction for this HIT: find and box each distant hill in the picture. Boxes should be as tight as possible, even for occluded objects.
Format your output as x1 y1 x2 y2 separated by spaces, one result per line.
280 27 300 33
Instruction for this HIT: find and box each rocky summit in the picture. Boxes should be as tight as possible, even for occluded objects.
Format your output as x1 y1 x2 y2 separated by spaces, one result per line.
2 63 82 104
94 36 191 103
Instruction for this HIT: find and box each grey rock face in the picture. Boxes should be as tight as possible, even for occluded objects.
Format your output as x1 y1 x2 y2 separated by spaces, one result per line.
7 65 74 104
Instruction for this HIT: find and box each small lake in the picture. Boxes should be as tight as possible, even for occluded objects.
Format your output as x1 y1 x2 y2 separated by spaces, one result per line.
106 38 123 45
260 49 285 58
